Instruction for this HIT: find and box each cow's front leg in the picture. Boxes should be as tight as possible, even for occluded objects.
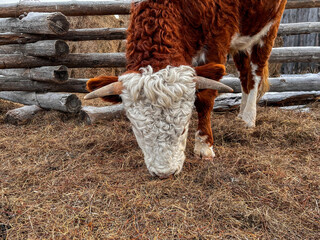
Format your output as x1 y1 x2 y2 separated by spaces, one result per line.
194 89 217 159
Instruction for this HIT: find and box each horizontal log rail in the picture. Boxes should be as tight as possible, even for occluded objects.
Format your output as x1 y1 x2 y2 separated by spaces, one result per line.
226 47 320 64
269 47 320 63
0 12 69 35
0 0 139 18
1 73 317 93
221 73 320 93
0 21 318 46
278 22 320 36
0 28 127 45
214 91 320 111
80 90 320 124
1 47 320 69
0 91 81 113
0 53 126 69
0 66 69 83
285 0 320 9
0 0 318 18
0 78 87 92
0 40 69 57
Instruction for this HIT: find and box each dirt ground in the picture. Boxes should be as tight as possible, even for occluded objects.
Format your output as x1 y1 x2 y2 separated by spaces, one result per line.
0 99 319 239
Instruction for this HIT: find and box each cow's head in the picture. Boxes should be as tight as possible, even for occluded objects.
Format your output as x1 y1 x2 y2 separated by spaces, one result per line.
85 65 232 178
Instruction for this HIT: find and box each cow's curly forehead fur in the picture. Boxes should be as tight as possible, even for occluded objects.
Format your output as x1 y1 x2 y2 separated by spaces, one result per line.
119 65 196 177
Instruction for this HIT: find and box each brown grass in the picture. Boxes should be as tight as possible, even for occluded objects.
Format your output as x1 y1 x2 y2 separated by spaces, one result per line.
0 100 319 239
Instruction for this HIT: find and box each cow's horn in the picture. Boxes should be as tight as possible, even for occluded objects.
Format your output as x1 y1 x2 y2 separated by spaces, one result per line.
84 81 123 100
194 76 234 93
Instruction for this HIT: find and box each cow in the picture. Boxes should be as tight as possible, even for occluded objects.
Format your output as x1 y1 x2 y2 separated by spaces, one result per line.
85 0 287 178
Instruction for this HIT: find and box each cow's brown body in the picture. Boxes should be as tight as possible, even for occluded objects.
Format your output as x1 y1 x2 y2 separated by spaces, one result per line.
87 0 287 176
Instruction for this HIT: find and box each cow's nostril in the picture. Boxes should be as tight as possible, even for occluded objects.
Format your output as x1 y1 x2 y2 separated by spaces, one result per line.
159 174 171 180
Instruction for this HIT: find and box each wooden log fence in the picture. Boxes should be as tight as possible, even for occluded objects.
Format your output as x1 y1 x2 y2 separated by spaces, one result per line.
0 40 69 57
278 22 320 36
0 0 138 18
0 53 126 69
0 92 81 113
81 105 125 125
0 0 318 18
1 21 320 46
0 1 319 123
285 0 320 9
2 47 320 69
4 105 43 125
1 74 318 93
214 91 320 112
0 66 69 83
0 78 86 92
79 90 320 124
0 12 69 35
221 73 320 93
0 28 127 45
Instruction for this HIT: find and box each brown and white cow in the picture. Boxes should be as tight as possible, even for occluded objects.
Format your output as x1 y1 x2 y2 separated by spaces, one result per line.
85 0 287 178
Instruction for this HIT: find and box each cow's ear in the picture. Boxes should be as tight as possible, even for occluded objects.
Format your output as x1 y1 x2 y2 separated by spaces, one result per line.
86 76 122 103
195 63 226 81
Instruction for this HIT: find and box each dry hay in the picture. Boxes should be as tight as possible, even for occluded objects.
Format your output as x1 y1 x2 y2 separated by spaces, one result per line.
0 98 319 239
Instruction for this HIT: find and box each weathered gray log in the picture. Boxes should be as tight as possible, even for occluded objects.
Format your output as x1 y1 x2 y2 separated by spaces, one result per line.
2 21 317 45
0 40 69 57
285 0 320 9
280 105 310 113
80 91 320 123
0 12 69 35
0 28 127 45
0 92 81 113
0 1 141 17
281 8 320 75
1 47 320 69
80 104 125 125
0 77 86 92
278 22 320 36
214 91 320 111
2 21 318 46
0 53 126 69
4 105 43 125
1 73 318 93
227 47 320 64
0 66 69 83
0 20 318 45
0 0 314 18
270 47 320 63
221 73 320 93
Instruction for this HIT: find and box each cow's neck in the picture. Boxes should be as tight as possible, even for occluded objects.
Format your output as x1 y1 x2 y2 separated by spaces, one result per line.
125 0 192 73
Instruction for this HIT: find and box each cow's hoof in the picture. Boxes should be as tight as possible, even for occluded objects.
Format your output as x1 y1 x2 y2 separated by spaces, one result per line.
194 131 215 160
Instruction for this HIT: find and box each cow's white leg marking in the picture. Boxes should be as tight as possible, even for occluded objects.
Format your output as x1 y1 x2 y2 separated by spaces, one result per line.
238 86 248 119
231 22 274 127
194 130 215 159
241 63 261 128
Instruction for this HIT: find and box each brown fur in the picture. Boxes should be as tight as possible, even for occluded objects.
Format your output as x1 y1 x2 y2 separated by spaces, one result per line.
195 63 226 81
